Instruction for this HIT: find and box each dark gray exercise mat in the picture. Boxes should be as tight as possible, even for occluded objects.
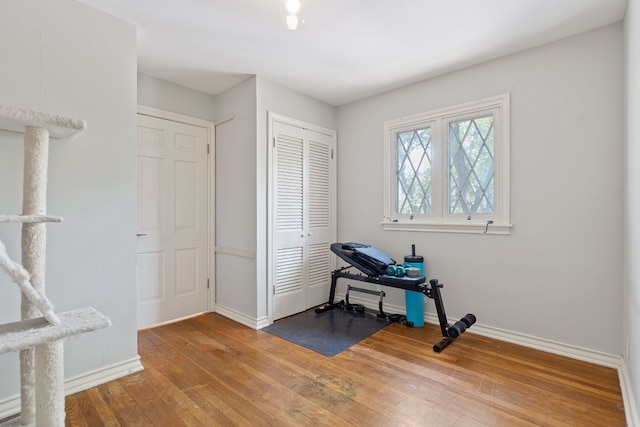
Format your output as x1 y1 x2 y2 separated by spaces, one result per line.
262 308 389 357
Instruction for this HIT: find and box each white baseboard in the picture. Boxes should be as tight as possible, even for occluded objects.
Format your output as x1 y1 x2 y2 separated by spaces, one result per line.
138 312 207 331
453 318 621 368
0 356 144 421
619 359 640 427
343 292 620 366
65 356 144 395
213 304 269 330
342 293 638 426
255 315 271 329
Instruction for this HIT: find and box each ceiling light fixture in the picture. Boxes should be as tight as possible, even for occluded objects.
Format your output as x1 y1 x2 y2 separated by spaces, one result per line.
286 0 301 14
284 0 304 31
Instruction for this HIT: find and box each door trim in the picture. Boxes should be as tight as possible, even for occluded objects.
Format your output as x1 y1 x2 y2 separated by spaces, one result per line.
136 105 216 314
267 111 337 323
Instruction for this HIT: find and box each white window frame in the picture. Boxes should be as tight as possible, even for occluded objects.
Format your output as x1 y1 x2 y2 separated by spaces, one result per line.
382 94 512 235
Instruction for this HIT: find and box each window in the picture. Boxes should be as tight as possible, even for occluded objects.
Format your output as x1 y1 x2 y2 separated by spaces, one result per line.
383 94 511 234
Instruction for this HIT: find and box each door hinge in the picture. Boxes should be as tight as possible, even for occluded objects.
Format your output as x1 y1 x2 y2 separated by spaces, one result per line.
207 278 210 289
273 137 276 148
331 149 334 159
207 143 210 154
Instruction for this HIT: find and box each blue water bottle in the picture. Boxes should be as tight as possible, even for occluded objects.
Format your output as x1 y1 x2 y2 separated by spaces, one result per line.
404 244 425 327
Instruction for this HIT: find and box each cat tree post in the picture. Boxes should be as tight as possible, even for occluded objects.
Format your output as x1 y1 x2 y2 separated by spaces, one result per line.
20 125 64 425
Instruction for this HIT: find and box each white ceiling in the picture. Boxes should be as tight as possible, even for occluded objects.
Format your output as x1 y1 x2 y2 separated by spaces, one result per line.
78 0 628 106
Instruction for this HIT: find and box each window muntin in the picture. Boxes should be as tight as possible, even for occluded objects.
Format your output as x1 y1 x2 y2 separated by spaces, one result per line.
396 127 432 215
383 94 510 234
448 113 495 215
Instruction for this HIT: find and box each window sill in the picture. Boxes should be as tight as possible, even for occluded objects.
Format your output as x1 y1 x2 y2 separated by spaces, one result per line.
381 221 512 235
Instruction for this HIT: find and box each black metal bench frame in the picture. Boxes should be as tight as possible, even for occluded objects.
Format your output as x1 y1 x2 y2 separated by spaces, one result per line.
315 243 475 352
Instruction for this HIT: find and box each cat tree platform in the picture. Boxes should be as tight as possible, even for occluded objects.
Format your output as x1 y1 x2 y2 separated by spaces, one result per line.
0 105 86 139
0 308 110 355
0 215 63 224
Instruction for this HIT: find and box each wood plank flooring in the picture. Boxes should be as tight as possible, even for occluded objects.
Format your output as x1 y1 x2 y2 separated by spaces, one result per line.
63 313 626 426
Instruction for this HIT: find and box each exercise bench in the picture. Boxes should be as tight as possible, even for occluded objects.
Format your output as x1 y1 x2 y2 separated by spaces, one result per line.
315 242 476 352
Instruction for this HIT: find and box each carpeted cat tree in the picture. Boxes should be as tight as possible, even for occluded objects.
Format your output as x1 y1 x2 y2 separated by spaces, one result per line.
0 105 111 426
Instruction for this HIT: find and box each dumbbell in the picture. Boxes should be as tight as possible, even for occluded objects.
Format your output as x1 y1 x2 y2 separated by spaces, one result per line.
385 265 406 277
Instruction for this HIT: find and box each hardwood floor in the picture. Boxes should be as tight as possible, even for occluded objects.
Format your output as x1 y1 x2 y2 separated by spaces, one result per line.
63 313 626 426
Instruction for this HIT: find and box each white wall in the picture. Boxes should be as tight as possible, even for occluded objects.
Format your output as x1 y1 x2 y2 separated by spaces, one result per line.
256 77 338 132
0 0 139 412
213 77 259 319
137 73 217 121
337 24 623 354
624 0 640 417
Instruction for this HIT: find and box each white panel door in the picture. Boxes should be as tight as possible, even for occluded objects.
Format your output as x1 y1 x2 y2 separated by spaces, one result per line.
271 119 334 320
136 114 209 329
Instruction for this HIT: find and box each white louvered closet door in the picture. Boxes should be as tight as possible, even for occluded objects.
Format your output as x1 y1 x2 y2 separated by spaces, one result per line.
305 130 333 309
271 118 335 321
